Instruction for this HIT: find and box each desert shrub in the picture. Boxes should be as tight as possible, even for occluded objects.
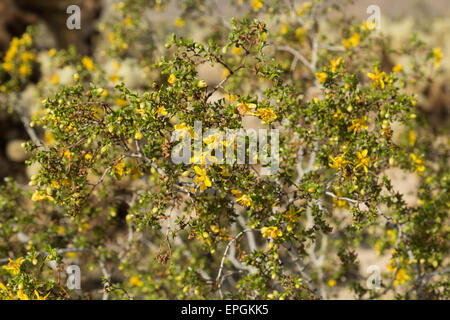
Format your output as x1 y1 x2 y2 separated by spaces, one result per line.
0 0 448 300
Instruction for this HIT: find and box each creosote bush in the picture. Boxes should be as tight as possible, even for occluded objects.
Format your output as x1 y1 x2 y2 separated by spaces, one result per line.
0 0 448 300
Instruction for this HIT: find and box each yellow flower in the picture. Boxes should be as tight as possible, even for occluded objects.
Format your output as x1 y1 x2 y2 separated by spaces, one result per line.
84 153 92 161
156 105 168 116
354 149 370 174
198 80 207 88
64 149 71 160
2 257 23 275
296 2 312 16
20 52 35 62
31 190 54 202
332 190 348 208
174 123 193 139
51 75 59 84
410 153 425 174
174 17 185 27
0 282 9 295
19 64 31 76
349 116 368 134
330 57 343 72
393 268 409 286
261 226 282 239
115 98 127 107
327 279 336 287
203 135 221 150
135 132 143 140
129 276 144 287
82 56 95 71
280 24 289 35
432 48 443 67
315 72 327 84
113 159 126 177
295 27 307 43
57 226 65 235
194 166 212 191
282 206 302 222
110 74 119 83
341 33 360 49
361 20 376 31
251 0 263 11
328 154 348 171
333 109 344 121
392 64 403 72
231 190 253 208
232 46 243 55
51 180 60 189
2 62 13 72
196 232 211 245
408 130 416 147
34 290 50 300
236 102 256 116
222 68 230 78
367 66 386 89
17 289 29 300
225 93 236 102
168 73 177 84
253 107 277 123
125 16 132 27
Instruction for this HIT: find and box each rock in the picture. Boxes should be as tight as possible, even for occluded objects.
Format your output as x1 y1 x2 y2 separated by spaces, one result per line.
6 139 29 162
384 167 419 206
26 161 41 178
197 63 224 87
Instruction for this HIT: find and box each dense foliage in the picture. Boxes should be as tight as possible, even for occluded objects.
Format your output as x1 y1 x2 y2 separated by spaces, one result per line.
0 0 448 300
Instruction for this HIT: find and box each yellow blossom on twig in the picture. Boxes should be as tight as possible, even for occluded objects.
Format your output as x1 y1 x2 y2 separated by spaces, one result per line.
261 226 282 239
354 149 370 173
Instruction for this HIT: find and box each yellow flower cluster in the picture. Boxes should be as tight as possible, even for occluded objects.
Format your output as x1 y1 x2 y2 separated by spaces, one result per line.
253 107 277 124
328 154 348 171
354 149 370 173
261 226 282 239
113 159 126 177
295 27 307 44
168 73 177 84
329 149 370 174
348 116 368 134
231 190 253 208
367 66 387 89
387 259 410 286
236 102 256 116
2 33 35 77
410 153 425 174
392 64 403 73
174 17 185 27
31 190 54 202
82 56 95 71
315 72 327 83
251 0 263 11
296 2 312 17
432 48 443 67
129 276 144 287
2 257 23 275
194 166 212 191
0 280 50 300
329 57 343 72
282 206 302 222
341 33 360 49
